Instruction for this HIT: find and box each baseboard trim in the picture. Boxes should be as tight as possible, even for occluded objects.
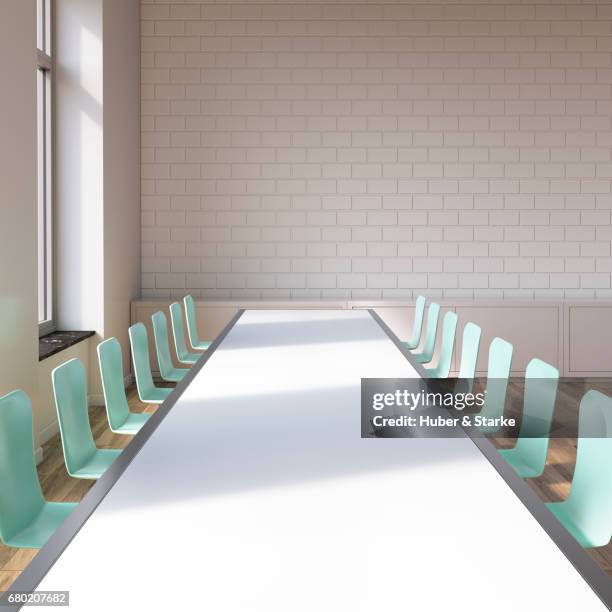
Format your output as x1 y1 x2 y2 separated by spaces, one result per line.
88 373 133 407
88 393 105 407
39 420 59 446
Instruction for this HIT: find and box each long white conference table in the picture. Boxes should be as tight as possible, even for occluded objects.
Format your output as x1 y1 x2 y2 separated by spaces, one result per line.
12 309 610 610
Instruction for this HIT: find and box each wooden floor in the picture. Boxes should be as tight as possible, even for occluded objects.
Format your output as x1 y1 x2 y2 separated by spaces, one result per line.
0 380 610 591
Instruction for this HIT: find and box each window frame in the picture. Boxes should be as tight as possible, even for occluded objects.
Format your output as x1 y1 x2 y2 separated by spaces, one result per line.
37 0 55 336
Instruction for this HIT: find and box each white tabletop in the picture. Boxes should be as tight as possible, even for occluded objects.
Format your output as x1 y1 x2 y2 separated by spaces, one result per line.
32 310 606 611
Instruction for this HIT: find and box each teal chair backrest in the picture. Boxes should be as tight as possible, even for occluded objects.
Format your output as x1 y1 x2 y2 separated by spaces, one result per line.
478 337 513 429
509 358 559 476
416 302 440 360
129 323 157 400
431 311 458 377
458 322 482 380
52 359 97 475
406 295 426 349
97 338 130 431
170 301 191 361
0 390 45 544
184 294 201 348
561 390 612 546
152 311 175 379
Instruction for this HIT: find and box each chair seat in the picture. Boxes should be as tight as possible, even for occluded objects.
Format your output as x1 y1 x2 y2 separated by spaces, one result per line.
192 341 211 351
546 501 603 548
112 412 151 435
498 447 543 479
141 386 172 404
413 352 433 364
424 365 443 378
5 501 77 549
162 367 189 383
178 353 199 365
70 449 122 479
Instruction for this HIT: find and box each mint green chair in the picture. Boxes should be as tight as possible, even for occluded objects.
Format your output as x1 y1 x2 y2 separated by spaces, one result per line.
52 359 121 479
411 302 440 364
170 302 201 365
129 323 172 404
403 295 426 350
184 294 211 351
458 322 482 380
425 311 458 378
0 390 76 548
499 359 559 478
476 337 513 434
98 338 151 435
546 390 612 548
152 311 189 383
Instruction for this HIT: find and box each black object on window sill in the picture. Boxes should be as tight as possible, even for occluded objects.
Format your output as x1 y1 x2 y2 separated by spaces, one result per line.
39 331 95 361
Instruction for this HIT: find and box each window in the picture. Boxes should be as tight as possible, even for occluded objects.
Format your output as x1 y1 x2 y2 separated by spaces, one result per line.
37 0 53 334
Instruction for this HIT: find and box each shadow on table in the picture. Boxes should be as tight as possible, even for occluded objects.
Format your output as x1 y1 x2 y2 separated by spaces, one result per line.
102 385 479 511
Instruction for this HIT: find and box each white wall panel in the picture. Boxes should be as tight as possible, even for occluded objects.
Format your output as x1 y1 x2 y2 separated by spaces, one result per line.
566 305 612 376
133 299 612 377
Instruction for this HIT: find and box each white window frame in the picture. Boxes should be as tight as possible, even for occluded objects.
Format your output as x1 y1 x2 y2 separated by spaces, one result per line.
37 0 54 335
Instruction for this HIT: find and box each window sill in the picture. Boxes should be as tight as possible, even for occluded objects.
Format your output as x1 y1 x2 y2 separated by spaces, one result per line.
39 331 95 362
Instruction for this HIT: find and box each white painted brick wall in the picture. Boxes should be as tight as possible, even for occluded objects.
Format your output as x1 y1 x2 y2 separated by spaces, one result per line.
141 0 612 300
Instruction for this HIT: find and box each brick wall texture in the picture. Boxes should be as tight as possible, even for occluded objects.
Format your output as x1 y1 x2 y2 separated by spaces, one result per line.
140 0 612 300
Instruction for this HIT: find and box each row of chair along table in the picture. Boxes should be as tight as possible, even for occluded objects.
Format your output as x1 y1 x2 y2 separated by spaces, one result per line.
406 295 611 550
0 296 609 552
0 295 206 549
